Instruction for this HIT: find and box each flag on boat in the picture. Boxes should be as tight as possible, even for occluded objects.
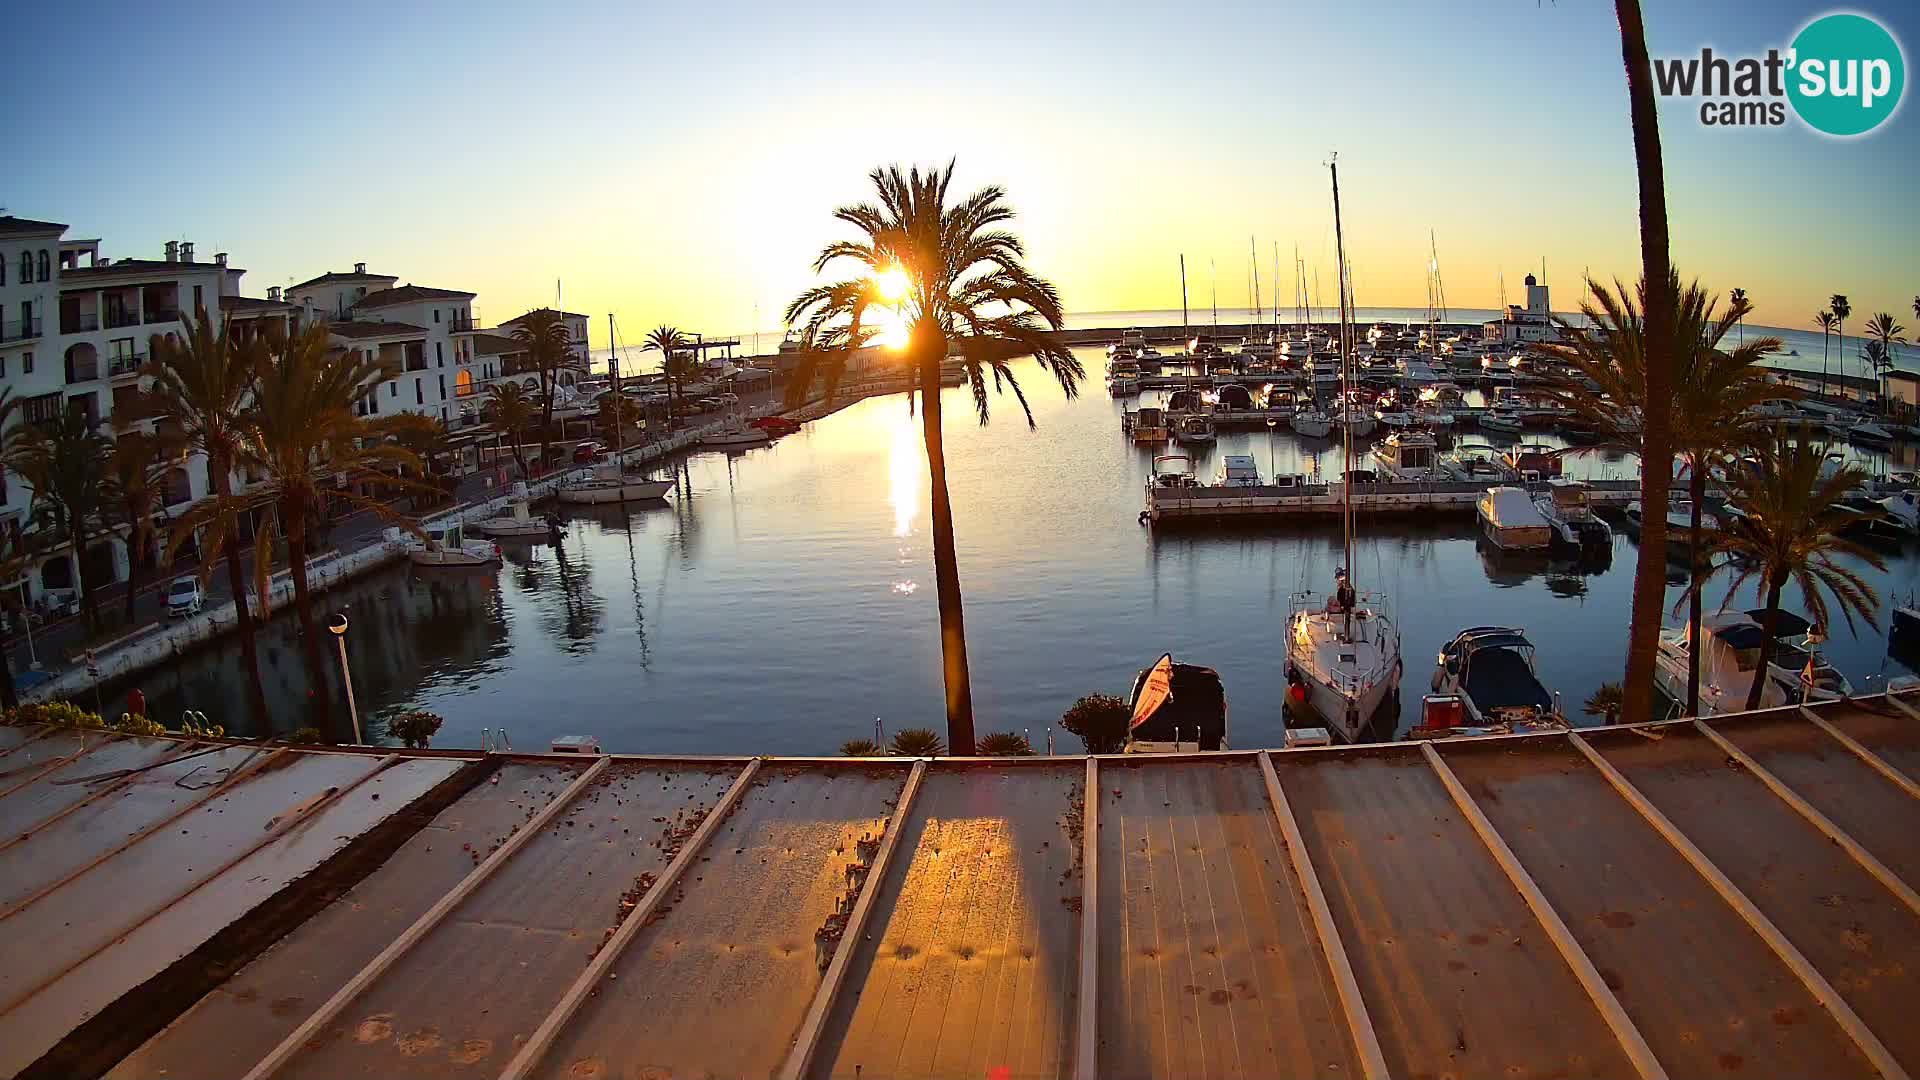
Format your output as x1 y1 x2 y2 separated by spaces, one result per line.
1131 653 1174 731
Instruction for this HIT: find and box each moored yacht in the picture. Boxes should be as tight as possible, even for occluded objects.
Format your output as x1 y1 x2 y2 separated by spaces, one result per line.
1477 486 1553 550
1371 430 1441 480
398 522 500 568
1533 478 1612 550
1438 445 1514 483
1417 627 1568 737
1174 413 1216 444
1125 654 1229 752
1655 610 1852 716
558 463 674 504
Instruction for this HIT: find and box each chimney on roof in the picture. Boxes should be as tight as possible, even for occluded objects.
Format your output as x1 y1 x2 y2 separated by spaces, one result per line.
164 241 179 263
354 262 367 274
214 252 227 267
181 242 194 263
268 286 282 302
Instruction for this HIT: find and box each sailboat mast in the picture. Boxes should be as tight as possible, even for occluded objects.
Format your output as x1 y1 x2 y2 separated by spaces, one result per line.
608 312 621 462
1180 255 1189 348
1210 258 1218 330
1330 159 1356 628
1250 235 1262 324
1272 241 1281 339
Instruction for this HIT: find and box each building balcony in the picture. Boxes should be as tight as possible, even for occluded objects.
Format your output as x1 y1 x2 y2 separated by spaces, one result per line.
448 315 479 332
61 313 99 334
0 317 41 343
104 310 141 330
108 353 147 379
144 309 181 325
66 363 101 384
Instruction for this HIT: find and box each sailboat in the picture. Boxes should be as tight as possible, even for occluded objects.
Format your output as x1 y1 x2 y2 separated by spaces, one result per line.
561 315 674 503
1284 159 1403 743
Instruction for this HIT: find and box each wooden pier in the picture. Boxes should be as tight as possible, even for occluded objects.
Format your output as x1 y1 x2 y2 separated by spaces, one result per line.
1145 478 1642 523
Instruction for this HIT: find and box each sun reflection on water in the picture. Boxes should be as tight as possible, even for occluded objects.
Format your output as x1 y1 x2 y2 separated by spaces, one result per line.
887 409 921 594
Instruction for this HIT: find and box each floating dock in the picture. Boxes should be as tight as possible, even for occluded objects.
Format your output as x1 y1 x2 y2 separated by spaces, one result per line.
1145 477 1641 523
6 690 1916 1080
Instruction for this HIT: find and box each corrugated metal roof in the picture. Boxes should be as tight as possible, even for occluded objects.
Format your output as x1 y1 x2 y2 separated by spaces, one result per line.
8 690 1920 1080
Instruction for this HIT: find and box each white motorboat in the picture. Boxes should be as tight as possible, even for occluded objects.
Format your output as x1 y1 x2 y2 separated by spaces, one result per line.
1438 446 1514 483
1500 443 1563 481
1846 419 1895 447
1107 360 1141 396
1335 403 1377 439
1477 486 1553 551
557 464 673 505
1371 430 1441 481
1151 453 1199 491
1215 454 1261 487
399 522 500 568
470 494 562 538
701 426 771 448
1130 406 1170 444
1174 413 1216 444
1655 611 1852 716
1874 490 1919 536
1284 161 1401 745
1533 478 1613 550
1479 408 1526 433
1418 627 1568 737
1289 408 1334 438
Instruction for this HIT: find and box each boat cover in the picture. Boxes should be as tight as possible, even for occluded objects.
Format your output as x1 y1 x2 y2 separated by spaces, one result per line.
1464 648 1553 713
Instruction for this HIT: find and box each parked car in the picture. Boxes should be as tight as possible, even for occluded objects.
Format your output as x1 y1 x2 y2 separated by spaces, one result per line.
165 577 204 618
715 392 740 406
696 397 722 411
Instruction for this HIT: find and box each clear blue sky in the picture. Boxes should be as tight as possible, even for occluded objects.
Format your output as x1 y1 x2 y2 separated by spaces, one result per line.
5 0 1915 342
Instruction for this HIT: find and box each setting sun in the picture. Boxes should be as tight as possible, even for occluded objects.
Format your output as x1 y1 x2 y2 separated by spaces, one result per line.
873 264 910 302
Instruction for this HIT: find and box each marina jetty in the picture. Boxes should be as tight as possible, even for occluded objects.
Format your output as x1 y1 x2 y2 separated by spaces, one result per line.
3 689 1917 1079
1145 475 1642 523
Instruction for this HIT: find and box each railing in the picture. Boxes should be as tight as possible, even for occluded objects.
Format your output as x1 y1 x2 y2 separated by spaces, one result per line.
66 364 101 384
448 316 478 331
62 313 99 333
104 309 141 330
108 353 147 377
0 317 41 342
144 309 181 325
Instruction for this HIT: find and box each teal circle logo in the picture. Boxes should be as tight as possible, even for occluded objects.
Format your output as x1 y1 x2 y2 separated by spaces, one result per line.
1788 13 1905 136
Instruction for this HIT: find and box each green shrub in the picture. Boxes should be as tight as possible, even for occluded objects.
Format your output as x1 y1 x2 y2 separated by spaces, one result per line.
1062 693 1131 754
112 713 167 737
977 731 1034 756
288 726 324 745
387 709 444 749
888 727 945 757
839 738 882 757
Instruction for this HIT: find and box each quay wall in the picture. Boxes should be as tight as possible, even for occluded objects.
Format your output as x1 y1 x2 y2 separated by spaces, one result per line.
1146 478 1641 523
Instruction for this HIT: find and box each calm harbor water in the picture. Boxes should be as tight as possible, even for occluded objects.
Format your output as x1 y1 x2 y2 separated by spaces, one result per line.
118 346 1919 753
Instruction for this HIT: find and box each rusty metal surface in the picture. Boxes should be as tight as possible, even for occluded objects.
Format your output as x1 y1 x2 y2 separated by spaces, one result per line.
1271 747 1635 1079
811 763 1083 1080
0 757 466 1078
0 725 28 753
273 761 742 1080
1095 758 1360 1080
1817 698 1920 786
532 762 909 1080
0 728 96 788
1440 737 1873 1078
108 761 585 1080
0 751 382 1008
0 736 179 841
1711 711 1920 886
0 743 277 910
1589 724 1920 1073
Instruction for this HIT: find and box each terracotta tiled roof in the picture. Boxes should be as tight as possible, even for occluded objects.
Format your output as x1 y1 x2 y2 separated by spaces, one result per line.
352 285 477 310
0 216 67 236
326 319 428 340
288 269 399 291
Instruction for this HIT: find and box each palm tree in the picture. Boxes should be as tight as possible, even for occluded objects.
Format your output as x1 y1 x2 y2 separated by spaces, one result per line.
102 427 175 626
1702 427 1883 710
144 309 270 729
1829 294 1852 399
509 311 574 471
1814 310 1838 395
1863 313 1907 413
0 528 31 711
482 382 537 478
785 162 1085 754
235 324 424 734
1729 287 1749 346
6 410 112 634
1542 275 1783 716
644 326 688 418
1609 0 1680 727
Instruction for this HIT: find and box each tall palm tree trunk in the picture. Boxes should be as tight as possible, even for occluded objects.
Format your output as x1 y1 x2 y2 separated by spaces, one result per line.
59 507 101 635
284 499 335 735
1745 576 1786 710
123 511 144 626
1685 460 1707 714
0 638 16 712
1820 329 1829 396
917 343 975 755
213 458 271 730
1616 0 1677 727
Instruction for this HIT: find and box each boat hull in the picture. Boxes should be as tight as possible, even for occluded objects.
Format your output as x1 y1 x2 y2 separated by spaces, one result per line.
557 479 673 504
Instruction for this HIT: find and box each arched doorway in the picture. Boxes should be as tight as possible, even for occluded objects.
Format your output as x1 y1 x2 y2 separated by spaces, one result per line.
64 342 99 383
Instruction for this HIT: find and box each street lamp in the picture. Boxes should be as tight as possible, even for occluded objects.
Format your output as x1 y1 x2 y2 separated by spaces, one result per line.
1265 416 1279 484
329 612 361 743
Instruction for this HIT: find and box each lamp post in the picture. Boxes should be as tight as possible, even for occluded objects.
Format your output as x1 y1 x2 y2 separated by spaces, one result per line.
1265 416 1279 484
329 611 360 743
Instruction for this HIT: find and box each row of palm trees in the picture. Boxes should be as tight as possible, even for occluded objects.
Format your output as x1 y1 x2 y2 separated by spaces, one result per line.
0 314 435 732
1813 295 1910 411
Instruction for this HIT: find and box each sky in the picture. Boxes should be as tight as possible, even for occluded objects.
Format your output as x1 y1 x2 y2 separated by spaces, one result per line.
4 0 1916 349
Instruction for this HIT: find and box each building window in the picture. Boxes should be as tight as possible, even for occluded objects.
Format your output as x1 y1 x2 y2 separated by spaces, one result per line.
438 374 446 399
192 285 202 311
436 341 444 366
0 255 6 285
36 250 49 282
433 309 440 323
22 352 32 374
414 378 423 405
16 252 28 282
389 382 397 397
